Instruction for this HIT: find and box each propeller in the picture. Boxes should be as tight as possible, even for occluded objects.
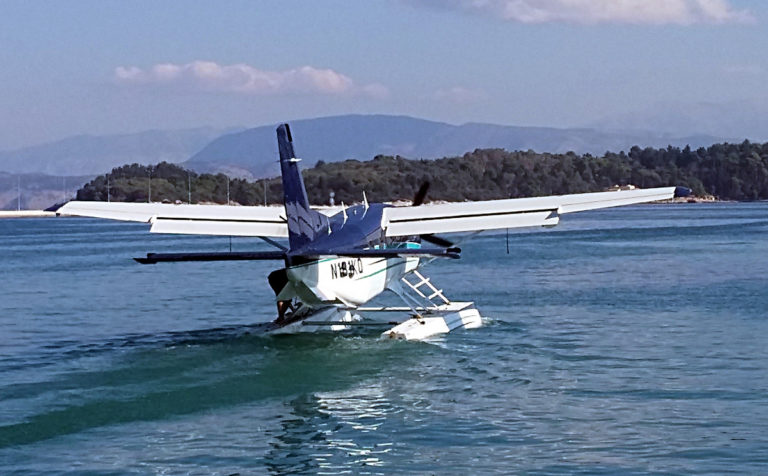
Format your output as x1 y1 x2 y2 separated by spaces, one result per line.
412 181 430 207
421 233 454 248
410 181 455 248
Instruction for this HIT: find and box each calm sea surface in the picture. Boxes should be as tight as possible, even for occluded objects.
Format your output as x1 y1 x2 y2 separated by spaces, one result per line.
1 203 768 475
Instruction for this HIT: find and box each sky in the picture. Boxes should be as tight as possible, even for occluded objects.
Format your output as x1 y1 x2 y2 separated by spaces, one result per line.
0 0 766 149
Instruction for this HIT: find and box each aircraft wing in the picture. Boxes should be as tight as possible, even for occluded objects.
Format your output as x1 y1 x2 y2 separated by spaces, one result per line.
56 201 289 237
382 186 683 237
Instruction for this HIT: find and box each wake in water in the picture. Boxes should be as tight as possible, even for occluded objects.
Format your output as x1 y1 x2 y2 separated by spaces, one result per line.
0 324 425 449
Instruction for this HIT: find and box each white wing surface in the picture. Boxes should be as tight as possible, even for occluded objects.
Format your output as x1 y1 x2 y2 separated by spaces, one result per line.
382 187 677 237
57 201 289 237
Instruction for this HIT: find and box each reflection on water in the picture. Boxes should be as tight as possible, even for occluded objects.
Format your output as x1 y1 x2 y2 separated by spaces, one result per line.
265 385 394 474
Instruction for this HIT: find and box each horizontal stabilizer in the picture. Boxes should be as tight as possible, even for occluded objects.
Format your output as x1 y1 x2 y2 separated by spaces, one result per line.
300 247 461 260
135 250 286 264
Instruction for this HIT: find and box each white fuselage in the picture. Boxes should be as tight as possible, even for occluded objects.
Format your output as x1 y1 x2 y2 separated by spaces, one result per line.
280 255 419 308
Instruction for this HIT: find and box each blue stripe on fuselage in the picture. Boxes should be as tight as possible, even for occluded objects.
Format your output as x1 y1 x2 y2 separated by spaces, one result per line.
288 203 392 258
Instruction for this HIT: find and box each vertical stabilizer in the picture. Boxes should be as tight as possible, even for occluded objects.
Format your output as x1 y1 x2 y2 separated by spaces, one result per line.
277 124 322 250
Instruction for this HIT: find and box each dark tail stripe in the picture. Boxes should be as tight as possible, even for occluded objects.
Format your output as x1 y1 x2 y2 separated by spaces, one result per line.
277 124 323 250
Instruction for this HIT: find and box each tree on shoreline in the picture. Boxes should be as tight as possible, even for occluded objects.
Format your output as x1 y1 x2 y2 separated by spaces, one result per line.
76 140 768 205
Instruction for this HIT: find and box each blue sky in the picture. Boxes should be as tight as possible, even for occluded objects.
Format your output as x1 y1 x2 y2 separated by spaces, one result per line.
0 0 765 148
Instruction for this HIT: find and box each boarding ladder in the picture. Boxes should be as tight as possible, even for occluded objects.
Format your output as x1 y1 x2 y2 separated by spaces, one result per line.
400 269 450 309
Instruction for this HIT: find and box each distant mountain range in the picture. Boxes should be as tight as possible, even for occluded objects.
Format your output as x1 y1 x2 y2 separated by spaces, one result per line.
184 115 729 178
591 100 768 141
0 172 93 210
0 115 730 180
0 127 239 176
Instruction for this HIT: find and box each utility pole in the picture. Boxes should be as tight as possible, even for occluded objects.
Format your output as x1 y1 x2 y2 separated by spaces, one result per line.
263 179 267 206
226 175 230 204
148 169 152 203
188 173 192 204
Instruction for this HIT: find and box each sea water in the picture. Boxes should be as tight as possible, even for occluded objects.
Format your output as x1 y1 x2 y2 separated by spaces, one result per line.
1 203 767 474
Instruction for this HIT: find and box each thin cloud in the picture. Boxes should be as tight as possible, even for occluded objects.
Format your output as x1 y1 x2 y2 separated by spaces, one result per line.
408 0 753 25
114 61 389 98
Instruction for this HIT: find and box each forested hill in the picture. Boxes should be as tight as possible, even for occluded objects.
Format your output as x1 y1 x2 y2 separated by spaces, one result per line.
75 140 768 205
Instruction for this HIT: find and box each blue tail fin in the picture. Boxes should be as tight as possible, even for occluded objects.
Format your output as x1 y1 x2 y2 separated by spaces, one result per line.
277 124 323 251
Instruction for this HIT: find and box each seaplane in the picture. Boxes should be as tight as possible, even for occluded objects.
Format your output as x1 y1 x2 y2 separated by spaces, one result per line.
57 124 689 340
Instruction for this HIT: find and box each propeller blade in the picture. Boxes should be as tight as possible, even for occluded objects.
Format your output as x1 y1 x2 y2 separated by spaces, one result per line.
411 181 454 248
420 233 454 248
412 181 430 206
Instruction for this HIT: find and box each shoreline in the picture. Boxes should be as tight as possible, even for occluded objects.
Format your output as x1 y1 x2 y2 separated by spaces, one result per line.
659 195 724 204
0 210 56 219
